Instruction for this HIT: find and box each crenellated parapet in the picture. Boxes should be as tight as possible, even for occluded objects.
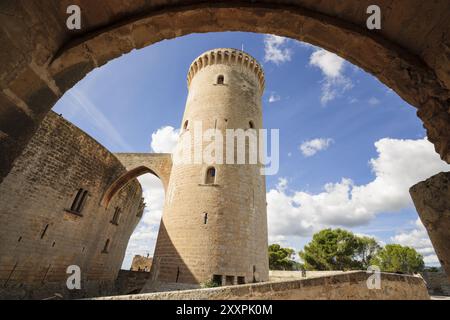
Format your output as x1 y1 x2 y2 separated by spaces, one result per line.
187 48 265 91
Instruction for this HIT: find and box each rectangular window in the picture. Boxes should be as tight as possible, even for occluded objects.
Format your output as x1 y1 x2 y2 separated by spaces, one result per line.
212 274 222 286
237 276 245 285
68 188 88 215
225 275 235 285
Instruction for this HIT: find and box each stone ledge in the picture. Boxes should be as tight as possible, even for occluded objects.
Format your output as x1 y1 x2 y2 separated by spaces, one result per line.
94 271 429 300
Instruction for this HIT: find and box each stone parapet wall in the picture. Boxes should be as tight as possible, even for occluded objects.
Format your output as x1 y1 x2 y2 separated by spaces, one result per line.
97 271 430 300
423 271 450 296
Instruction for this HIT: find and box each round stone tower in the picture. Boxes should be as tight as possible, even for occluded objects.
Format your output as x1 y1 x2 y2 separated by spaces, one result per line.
151 48 269 287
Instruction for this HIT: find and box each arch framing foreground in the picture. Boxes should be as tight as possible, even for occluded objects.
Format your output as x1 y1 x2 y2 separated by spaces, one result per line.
0 1 450 187
0 0 449 291
101 153 172 208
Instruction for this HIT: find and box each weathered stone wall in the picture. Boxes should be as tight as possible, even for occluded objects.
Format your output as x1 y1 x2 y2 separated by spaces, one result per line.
0 112 143 299
423 270 450 296
115 270 152 295
131 255 153 272
151 49 269 286
410 171 450 282
97 271 430 300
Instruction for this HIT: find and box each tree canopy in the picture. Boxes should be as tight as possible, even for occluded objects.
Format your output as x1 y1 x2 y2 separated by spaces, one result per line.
269 228 425 274
370 244 424 274
295 228 423 274
298 228 371 271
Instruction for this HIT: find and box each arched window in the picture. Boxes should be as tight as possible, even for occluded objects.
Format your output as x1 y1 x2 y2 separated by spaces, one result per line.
205 167 216 185
183 120 189 131
69 188 88 215
217 75 224 85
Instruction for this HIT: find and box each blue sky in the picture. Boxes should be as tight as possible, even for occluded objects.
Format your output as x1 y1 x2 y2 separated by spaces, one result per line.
53 32 449 269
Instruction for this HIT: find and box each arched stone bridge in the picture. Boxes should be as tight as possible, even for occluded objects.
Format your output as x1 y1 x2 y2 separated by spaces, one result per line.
102 153 172 208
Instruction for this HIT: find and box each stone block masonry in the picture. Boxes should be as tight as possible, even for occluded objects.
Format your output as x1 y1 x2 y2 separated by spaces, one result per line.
0 112 144 299
96 271 430 300
149 48 269 288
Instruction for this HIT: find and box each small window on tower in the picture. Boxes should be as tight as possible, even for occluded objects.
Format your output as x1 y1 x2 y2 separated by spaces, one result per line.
183 120 189 131
217 75 224 85
205 167 216 185
249 121 255 129
102 239 110 254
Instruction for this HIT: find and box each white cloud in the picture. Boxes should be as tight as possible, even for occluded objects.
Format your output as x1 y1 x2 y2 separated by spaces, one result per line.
122 174 165 269
264 35 292 65
391 218 439 266
310 49 345 78
300 138 334 157
309 49 353 105
268 92 281 103
150 126 180 153
368 97 380 105
268 137 450 240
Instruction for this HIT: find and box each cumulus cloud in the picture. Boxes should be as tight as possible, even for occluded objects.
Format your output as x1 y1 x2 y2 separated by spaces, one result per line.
300 138 334 157
310 49 345 78
268 92 281 103
150 126 180 153
391 218 439 266
264 35 293 65
267 137 450 240
309 49 353 105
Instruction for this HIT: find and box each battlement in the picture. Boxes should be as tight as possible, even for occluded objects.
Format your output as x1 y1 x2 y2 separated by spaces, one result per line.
187 48 265 91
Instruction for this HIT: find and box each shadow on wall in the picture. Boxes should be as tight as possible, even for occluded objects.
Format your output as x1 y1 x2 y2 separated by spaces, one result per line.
142 221 198 293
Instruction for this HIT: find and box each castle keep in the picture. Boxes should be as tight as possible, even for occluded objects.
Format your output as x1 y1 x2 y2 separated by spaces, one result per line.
0 48 269 298
151 48 269 286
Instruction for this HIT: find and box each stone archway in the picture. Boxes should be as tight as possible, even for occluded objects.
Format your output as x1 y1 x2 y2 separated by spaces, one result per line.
102 166 158 208
102 153 172 208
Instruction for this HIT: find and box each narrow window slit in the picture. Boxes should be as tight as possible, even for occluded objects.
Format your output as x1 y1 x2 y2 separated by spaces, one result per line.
40 224 49 239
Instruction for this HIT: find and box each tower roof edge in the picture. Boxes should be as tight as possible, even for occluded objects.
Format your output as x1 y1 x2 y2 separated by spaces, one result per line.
186 48 265 91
